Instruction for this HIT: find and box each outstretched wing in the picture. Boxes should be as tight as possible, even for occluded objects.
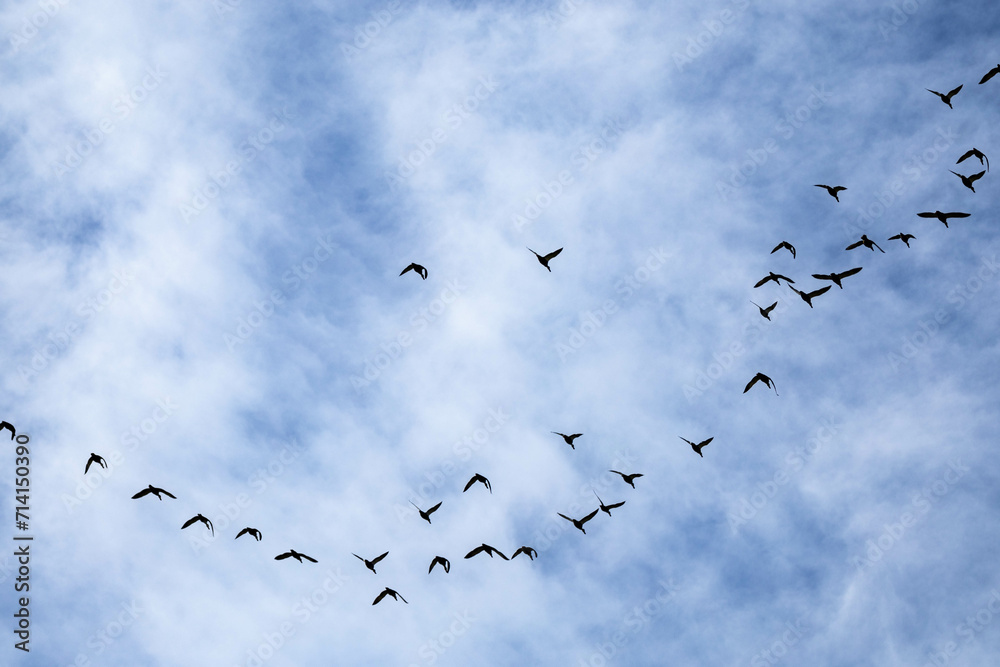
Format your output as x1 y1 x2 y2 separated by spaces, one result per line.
181 516 200 529
236 528 250 539
579 508 600 525
943 212 971 218
806 285 832 299
744 376 761 393
606 500 626 510
845 240 863 250
275 552 292 560
753 275 771 288
372 589 388 605
132 488 151 499
427 501 442 515
463 476 476 492
0 421 15 439
465 545 485 559
699 437 714 448
557 513 574 524
161 489 177 499
301 553 318 562
811 273 833 281
916 212 937 218
372 551 389 565
980 66 1000 84
968 170 986 184
837 267 863 279
947 84 963 98
542 248 563 262
400 263 415 276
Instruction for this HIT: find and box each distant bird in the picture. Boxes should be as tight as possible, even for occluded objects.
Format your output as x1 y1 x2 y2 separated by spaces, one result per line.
811 267 863 289
594 491 625 516
750 300 777 320
744 372 778 396
558 509 600 534
888 233 915 247
463 473 491 493
428 556 451 574
527 247 563 272
552 432 583 449
770 241 796 258
927 85 963 108
754 271 795 288
353 551 389 574
464 543 508 560
845 234 884 253
679 436 713 458
512 546 538 560
85 453 107 474
917 211 971 228
399 263 427 280
949 169 985 193
957 148 989 172
411 501 442 524
0 421 15 440
131 485 176 501
181 513 214 536
815 184 847 201
979 64 1000 85
372 587 407 605
235 527 262 541
789 284 832 308
609 470 643 489
275 549 317 563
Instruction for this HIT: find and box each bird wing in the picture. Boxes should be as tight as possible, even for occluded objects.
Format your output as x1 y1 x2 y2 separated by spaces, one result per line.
132 488 151 499
744 376 760 392
968 170 986 183
814 184 829 189
569 433 582 440
465 545 485 558
372 551 389 565
0 421 15 439
236 528 249 539
812 273 832 281
944 212 971 218
916 212 937 218
400 264 414 276
557 513 574 524
947 84 963 97
753 275 771 288
607 500 626 509
926 88 942 97
980 67 1000 84
775 273 794 284
580 508 600 524
429 559 438 573
763 302 777 313
806 285 832 299
543 248 563 262
832 186 846 193
397 592 408 603
427 501 442 514
372 590 388 605
838 267 863 279
302 553 318 562
463 477 476 491
699 437 714 447
888 233 903 240
85 457 94 473
845 240 863 250
678 436 694 446
957 149 975 164
161 489 177 499
275 552 292 560
181 516 200 529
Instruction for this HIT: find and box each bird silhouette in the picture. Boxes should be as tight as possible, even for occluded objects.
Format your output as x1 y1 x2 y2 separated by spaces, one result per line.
558 509 600 534
957 148 989 172
927 85 963 108
0 421 15 440
235 527 262 541
552 432 583 449
815 184 847 201
754 271 795 288
845 235 884 253
428 556 451 573
131 484 176 501
181 514 214 536
463 473 491 493
527 247 563 271
917 211 970 228
770 241 796 258
811 267 862 289
512 546 538 560
464 543 509 560
275 549 317 563
979 64 1000 85
888 233 915 248
949 170 985 193
789 284 832 308
750 300 778 320
400 263 427 280
609 470 644 489
85 453 107 473
744 372 778 395
372 587 407 605
411 501 442 524
353 551 389 574
679 436 713 457
594 491 626 515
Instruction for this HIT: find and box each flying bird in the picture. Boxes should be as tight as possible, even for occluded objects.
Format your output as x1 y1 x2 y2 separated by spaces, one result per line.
552 432 583 449
754 271 795 288
789 284 832 308
845 235 884 253
609 470 644 489
927 85 963 108
463 473 491 493
558 509 600 534
679 436 713 457
411 501 442 524
464 543 509 560
527 247 563 272
750 300 777 320
131 485 176 501
512 546 538 560
888 233 915 247
428 556 450 574
811 267 862 289
372 587 407 605
770 241 796 258
594 491 625 516
979 64 1000 85
399 263 427 280
353 551 389 574
181 514 214 536
949 169 985 193
0 421 15 440
916 211 970 228
957 148 989 171
744 372 778 395
235 527 262 541
85 453 107 474
815 184 846 201
275 549 317 563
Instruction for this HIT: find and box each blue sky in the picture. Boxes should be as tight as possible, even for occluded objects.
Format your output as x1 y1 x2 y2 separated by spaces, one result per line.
1 1 1000 665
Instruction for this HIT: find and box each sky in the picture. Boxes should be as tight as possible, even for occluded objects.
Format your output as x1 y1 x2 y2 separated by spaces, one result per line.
1 0 999 665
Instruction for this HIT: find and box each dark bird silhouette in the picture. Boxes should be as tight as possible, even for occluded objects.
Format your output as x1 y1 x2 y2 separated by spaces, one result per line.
428 556 450 573
594 491 625 516
411 501 442 524
609 470 644 488
789 284 832 308
917 211 971 228
979 64 1000 85
181 514 214 536
0 421 15 440
463 473 491 493
888 233 915 247
353 551 389 574
275 549 317 563
750 300 777 320
527 247 563 271
679 436 713 457
512 546 538 560
372 587 407 605
464 543 509 560
85 453 107 474
815 184 847 201
811 267 862 289
558 509 600 534
927 85 963 108
770 241 796 258
552 432 583 449
957 148 989 172
845 235 884 253
399 263 427 280
949 169 985 193
744 372 778 395
131 485 176 501
754 271 795 288
235 527 262 541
